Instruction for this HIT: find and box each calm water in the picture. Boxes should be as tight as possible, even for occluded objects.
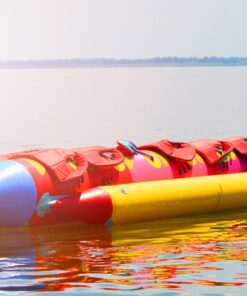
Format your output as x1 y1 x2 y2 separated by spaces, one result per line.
0 66 247 295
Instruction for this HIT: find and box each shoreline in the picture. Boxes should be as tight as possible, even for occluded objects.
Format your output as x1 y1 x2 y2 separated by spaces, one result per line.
1 63 247 69
1 57 247 69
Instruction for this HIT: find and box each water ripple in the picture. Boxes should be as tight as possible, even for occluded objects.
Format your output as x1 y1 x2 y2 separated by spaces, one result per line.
1 210 247 294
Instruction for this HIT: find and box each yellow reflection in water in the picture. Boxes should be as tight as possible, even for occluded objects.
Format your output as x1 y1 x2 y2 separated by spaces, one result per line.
0 210 247 293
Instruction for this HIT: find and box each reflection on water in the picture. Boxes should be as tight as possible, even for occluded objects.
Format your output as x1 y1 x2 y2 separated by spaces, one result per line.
1 210 247 295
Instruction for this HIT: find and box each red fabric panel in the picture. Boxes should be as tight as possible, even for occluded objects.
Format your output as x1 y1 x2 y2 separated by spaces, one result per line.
138 139 196 161
0 149 88 183
224 136 247 155
190 139 234 165
73 146 124 167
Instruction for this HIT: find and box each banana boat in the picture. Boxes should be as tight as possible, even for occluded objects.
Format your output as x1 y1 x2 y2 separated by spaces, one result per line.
0 136 247 228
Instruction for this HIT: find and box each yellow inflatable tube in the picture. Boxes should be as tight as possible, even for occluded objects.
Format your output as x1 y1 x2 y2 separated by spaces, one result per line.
100 172 247 224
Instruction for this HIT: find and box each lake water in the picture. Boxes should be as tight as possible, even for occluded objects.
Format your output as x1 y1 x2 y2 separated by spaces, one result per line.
0 66 247 295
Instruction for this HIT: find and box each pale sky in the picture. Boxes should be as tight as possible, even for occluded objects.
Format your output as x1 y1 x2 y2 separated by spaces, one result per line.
0 0 247 60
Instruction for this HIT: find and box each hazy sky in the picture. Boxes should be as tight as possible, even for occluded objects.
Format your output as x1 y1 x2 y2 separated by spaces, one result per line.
0 0 247 60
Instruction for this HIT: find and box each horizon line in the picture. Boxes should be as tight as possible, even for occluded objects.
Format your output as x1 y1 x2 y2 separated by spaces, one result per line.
1 57 247 68
1 56 247 62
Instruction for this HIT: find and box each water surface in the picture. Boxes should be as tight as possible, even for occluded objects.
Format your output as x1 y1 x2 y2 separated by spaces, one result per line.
0 66 246 152
1 211 247 295
0 66 247 295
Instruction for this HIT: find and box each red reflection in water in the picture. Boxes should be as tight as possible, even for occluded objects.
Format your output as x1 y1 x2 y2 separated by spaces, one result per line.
0 211 247 293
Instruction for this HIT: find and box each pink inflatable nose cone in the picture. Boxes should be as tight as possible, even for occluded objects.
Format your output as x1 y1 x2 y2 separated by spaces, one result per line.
0 160 37 227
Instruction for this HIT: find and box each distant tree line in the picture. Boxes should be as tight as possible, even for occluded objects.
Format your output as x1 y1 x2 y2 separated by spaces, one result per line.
1 57 247 68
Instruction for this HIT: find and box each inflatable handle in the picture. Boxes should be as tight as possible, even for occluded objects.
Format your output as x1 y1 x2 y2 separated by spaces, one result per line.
99 149 115 160
97 149 124 166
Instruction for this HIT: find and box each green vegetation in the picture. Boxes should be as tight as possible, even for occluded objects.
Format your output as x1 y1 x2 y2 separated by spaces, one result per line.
1 57 247 68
